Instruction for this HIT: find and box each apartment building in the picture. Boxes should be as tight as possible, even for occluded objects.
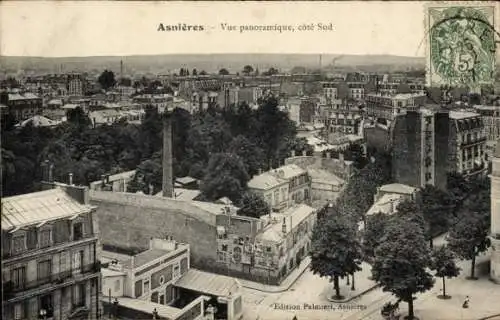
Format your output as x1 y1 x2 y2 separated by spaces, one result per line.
0 90 43 121
248 164 311 212
448 111 488 178
473 105 500 159
1 185 101 320
391 107 450 190
67 74 85 96
365 93 427 124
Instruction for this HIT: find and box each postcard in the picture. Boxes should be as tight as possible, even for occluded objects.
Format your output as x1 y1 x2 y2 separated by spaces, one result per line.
1 1 500 320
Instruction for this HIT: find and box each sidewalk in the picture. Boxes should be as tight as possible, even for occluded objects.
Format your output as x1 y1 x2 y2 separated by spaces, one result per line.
239 256 312 293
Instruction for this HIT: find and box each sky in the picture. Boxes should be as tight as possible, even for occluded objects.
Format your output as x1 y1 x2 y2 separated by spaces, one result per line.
0 1 434 58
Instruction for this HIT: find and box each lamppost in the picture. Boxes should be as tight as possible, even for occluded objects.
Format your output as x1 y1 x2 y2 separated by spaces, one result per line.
39 309 47 320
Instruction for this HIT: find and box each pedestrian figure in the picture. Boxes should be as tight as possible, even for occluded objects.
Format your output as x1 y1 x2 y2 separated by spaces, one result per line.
152 308 158 319
292 316 298 320
462 296 470 308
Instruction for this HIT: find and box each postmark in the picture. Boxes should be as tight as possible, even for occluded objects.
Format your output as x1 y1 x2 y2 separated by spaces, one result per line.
425 2 498 88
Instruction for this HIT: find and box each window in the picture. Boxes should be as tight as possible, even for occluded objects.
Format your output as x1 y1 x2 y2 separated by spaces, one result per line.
37 260 52 284
221 244 228 252
173 264 180 279
27 228 38 250
13 303 25 320
72 251 83 275
39 229 51 248
144 280 150 293
12 235 26 255
39 293 54 317
11 266 26 290
72 283 85 307
114 280 120 292
73 222 84 241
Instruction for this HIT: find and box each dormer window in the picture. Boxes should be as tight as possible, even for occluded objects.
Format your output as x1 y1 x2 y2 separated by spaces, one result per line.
39 228 52 248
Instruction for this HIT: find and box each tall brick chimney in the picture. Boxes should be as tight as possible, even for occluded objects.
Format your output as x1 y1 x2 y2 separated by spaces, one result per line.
162 112 174 198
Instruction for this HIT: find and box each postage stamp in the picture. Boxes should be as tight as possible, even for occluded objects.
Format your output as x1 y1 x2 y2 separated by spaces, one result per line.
425 2 498 88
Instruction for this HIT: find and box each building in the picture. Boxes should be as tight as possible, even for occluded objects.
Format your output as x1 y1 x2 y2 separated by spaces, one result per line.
89 171 137 192
473 105 500 159
392 107 450 190
489 143 500 284
248 171 290 213
100 236 243 320
448 111 487 178
67 74 85 96
365 93 426 124
1 186 101 320
215 204 317 285
0 91 43 121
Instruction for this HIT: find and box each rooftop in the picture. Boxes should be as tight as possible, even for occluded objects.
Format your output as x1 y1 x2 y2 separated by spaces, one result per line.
8 92 40 100
16 115 61 128
175 268 241 297
108 297 182 319
379 183 417 195
449 110 480 120
366 193 403 216
2 188 93 231
269 164 306 180
259 204 316 241
307 169 345 186
248 172 287 190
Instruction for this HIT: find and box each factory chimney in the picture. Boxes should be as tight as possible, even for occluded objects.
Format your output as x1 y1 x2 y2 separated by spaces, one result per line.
162 112 174 198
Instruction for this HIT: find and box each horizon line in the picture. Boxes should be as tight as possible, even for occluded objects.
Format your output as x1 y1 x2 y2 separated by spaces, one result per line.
0 53 426 59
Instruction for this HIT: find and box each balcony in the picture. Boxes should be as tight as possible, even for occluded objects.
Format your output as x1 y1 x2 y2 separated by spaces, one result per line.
461 137 487 147
3 262 100 301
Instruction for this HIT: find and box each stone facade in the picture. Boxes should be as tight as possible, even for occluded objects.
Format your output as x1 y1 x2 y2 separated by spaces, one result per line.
490 147 500 284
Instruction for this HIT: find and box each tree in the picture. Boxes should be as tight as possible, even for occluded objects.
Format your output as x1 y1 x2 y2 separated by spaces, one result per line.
67 107 91 129
98 70 117 91
192 69 198 76
430 246 461 299
228 135 266 177
199 70 207 76
242 65 254 76
219 68 230 76
371 219 435 320
362 212 391 261
419 185 453 248
448 212 491 279
237 192 270 218
310 214 362 300
200 153 250 202
263 67 279 76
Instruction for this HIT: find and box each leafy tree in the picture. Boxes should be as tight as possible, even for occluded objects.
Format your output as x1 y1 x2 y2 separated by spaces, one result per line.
237 192 270 218
263 67 279 76
362 212 391 261
372 219 434 320
430 245 461 299
242 65 254 76
67 107 91 129
419 185 453 247
98 70 117 91
199 70 207 76
310 214 362 300
228 135 266 177
200 153 250 202
448 212 491 279
192 69 198 76
219 68 230 76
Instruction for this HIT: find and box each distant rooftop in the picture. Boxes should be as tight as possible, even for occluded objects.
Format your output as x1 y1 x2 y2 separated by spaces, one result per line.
175 268 241 298
449 110 480 120
248 172 287 190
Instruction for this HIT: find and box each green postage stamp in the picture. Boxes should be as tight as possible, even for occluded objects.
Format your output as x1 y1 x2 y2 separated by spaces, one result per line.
426 2 498 88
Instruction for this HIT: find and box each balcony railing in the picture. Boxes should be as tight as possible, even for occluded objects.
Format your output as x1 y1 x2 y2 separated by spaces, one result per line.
461 137 487 147
3 262 100 299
